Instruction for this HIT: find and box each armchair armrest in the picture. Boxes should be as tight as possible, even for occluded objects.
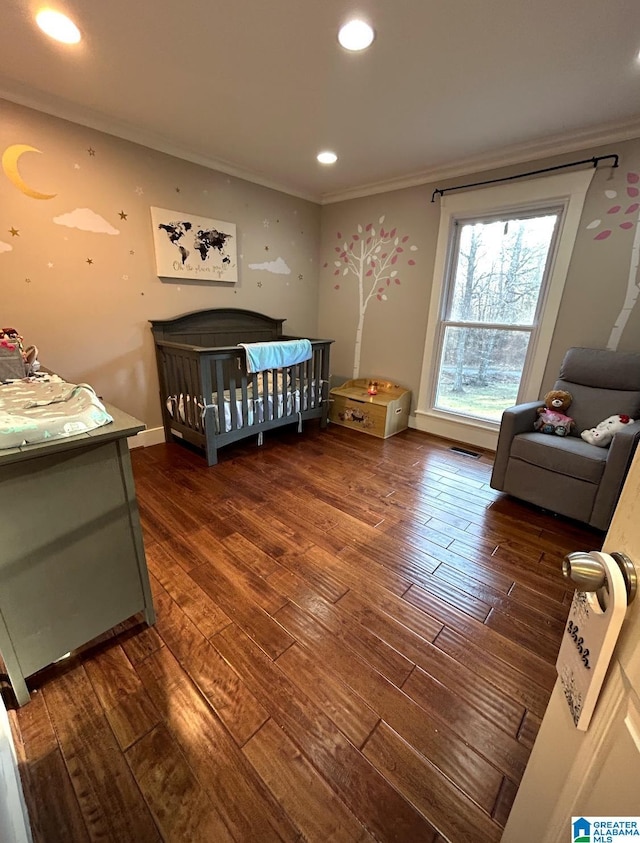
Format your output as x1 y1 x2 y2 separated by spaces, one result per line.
591 420 640 530
490 401 544 490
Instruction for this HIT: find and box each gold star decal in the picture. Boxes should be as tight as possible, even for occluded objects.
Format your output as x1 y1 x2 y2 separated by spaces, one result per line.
119 210 128 220
257 281 263 288
9 227 19 237
86 258 93 265
87 147 95 156
175 187 181 193
264 245 269 251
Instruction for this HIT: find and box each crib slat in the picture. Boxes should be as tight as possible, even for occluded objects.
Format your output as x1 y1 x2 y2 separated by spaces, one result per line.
189 356 201 433
183 353 195 430
240 361 250 434
215 358 225 433
229 365 239 431
262 371 271 422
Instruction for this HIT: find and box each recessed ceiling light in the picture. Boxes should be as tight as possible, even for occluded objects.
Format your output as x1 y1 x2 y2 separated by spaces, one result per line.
317 151 338 165
338 19 375 51
36 9 81 44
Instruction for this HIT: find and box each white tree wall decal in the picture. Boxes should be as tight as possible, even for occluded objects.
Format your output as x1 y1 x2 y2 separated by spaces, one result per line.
586 171 640 350
329 215 417 378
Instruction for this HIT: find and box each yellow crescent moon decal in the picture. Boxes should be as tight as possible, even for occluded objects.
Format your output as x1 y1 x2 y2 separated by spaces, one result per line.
2 144 57 200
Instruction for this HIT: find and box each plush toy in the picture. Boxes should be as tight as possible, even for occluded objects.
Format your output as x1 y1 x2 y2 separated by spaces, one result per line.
581 414 635 447
534 389 575 437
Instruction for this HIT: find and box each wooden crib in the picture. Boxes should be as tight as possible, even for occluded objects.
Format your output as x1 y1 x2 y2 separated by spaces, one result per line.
150 308 332 465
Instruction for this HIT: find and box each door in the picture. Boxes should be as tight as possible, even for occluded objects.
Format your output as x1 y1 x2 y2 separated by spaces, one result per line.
0 696 32 842
502 449 640 841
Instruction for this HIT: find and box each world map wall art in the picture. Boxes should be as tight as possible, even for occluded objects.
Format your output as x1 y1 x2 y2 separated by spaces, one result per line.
150 206 237 282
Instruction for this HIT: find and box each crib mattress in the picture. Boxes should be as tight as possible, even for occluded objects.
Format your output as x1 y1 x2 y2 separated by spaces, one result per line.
0 379 114 449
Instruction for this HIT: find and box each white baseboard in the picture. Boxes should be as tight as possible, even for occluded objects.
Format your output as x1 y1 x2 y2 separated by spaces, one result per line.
127 426 165 449
409 413 498 452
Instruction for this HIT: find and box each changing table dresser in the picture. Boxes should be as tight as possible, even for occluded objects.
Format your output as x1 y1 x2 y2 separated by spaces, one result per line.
0 405 155 705
329 378 411 439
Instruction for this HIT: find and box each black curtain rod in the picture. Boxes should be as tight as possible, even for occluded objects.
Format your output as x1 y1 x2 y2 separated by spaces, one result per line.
430 154 619 203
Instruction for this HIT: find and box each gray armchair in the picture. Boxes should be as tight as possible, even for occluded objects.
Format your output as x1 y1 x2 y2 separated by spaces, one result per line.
490 347 640 530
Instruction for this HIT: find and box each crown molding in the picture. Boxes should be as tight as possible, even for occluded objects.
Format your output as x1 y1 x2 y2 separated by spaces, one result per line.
3 80 640 208
318 116 640 204
0 82 320 204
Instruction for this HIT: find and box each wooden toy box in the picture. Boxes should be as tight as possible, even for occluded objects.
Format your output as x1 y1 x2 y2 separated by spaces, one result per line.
329 378 411 439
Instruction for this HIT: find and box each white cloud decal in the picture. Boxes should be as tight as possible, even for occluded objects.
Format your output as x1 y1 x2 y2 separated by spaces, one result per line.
53 208 119 235
248 256 291 275
0 241 12 253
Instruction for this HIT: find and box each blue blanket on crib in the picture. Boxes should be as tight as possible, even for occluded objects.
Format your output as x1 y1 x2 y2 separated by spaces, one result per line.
239 339 312 373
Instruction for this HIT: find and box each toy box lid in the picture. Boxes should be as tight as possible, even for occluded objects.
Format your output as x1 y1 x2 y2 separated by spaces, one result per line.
331 378 409 400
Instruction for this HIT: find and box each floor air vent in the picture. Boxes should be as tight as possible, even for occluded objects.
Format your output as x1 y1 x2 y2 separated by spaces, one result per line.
449 446 481 459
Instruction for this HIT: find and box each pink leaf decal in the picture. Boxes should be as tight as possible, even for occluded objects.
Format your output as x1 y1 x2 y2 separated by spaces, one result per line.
366 237 372 244
391 254 398 265
349 242 353 250
396 247 403 253
365 223 372 231
390 228 397 238
395 278 401 285
594 230 612 240
620 222 634 230
376 294 382 301
408 259 416 266
334 284 340 289
335 246 340 252
628 173 640 184
380 229 386 238
627 187 639 197
366 270 373 276
334 269 340 276
323 262 328 268
353 234 359 241
337 232 342 239
378 287 384 293
626 204 640 214
381 252 387 259
402 235 409 242
386 278 391 286
607 205 621 214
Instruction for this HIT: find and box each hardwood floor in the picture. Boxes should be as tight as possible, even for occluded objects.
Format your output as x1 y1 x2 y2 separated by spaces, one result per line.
8 423 603 842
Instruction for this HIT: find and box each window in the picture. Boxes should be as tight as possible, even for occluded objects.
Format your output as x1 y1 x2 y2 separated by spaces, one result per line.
415 169 594 450
433 210 561 422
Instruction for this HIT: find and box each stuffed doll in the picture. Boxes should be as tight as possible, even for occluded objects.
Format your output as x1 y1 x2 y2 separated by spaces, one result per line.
581 414 635 447
534 389 574 437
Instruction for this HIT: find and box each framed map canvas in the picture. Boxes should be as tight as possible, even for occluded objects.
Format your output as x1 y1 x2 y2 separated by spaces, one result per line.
150 207 237 282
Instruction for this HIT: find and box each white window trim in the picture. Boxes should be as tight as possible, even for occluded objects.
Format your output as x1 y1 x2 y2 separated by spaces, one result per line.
414 168 595 451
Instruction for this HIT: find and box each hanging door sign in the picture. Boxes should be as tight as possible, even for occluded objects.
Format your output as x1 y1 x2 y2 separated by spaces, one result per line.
557 551 628 731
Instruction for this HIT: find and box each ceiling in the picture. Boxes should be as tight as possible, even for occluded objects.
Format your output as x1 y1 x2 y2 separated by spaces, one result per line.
1 0 640 204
